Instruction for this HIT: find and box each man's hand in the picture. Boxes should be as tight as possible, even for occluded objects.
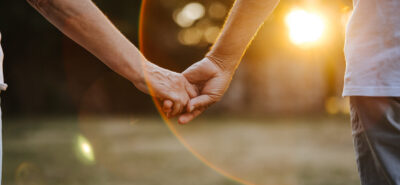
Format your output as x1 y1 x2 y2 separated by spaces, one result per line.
164 57 234 124
134 61 198 117
162 0 279 124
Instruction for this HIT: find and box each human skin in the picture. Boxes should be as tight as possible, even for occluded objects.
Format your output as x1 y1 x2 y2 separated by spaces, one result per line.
164 0 281 124
0 33 3 62
27 0 197 116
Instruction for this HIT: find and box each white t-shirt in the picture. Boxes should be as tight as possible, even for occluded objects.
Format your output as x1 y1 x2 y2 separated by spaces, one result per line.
0 33 6 91
0 32 4 184
343 0 400 96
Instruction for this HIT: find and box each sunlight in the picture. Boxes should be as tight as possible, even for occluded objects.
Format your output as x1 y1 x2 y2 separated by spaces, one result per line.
285 9 325 45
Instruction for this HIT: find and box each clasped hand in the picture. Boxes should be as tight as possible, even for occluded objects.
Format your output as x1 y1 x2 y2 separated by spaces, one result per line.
139 57 233 124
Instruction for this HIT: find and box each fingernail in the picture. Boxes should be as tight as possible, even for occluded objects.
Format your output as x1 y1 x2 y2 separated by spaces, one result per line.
179 118 186 125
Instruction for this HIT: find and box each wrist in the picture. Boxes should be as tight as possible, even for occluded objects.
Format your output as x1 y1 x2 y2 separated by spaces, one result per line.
205 53 237 74
126 57 149 92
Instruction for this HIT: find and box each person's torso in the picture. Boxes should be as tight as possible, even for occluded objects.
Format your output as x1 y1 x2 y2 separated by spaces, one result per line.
0 34 3 69
0 33 5 90
343 0 400 96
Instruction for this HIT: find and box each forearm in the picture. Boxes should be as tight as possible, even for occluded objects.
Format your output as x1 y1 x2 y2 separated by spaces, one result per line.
27 0 146 84
207 0 279 71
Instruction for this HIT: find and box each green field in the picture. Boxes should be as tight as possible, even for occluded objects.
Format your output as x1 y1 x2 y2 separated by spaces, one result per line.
2 116 360 185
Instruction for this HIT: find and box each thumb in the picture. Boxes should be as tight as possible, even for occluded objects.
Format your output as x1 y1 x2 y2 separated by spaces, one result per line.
184 80 199 98
187 95 215 112
183 60 215 84
178 108 205 124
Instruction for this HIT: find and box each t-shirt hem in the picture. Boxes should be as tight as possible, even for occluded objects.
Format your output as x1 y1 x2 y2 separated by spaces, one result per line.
342 86 400 97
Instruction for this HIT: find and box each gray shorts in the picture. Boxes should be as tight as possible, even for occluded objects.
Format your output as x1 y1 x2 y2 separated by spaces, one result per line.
350 97 400 185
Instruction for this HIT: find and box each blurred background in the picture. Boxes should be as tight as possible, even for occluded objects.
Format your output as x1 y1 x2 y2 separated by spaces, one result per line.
0 0 359 185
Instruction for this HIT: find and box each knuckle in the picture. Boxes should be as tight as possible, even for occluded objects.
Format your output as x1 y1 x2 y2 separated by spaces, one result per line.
172 76 182 83
170 94 180 101
210 94 221 102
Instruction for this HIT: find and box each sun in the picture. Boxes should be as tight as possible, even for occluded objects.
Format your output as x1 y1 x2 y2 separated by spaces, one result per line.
285 9 325 45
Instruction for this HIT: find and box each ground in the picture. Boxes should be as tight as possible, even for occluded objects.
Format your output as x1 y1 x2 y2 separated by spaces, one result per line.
3 115 360 185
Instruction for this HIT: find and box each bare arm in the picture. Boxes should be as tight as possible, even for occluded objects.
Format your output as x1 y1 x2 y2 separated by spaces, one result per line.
175 0 280 124
28 0 197 116
28 0 146 85
207 0 280 71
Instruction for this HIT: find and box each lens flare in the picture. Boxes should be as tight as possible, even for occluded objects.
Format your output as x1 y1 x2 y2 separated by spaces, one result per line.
76 135 95 164
285 9 325 45
140 1 253 184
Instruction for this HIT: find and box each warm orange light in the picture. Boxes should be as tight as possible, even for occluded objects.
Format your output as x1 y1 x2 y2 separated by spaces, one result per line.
285 9 325 45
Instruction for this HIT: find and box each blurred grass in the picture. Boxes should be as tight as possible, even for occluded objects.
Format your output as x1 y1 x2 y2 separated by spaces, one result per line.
3 116 359 185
